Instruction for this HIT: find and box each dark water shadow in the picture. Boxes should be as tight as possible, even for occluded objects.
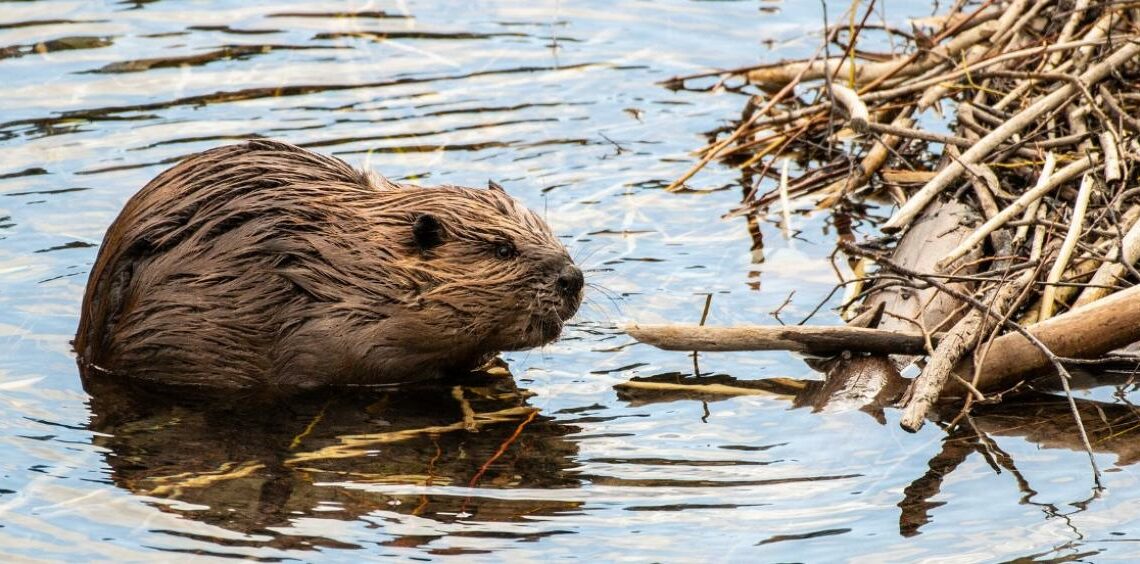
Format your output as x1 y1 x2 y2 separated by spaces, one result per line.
84 44 346 74
81 365 583 550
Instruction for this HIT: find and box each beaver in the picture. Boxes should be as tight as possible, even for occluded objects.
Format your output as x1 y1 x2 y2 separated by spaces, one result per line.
74 140 583 391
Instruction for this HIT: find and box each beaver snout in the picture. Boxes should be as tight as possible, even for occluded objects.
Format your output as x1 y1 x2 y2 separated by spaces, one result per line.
557 265 584 299
556 264 584 320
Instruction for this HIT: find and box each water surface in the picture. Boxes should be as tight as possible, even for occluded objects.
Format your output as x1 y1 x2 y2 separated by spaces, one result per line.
2 1 1139 561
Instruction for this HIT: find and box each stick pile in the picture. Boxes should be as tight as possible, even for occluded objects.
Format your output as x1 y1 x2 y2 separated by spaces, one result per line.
659 1 1140 430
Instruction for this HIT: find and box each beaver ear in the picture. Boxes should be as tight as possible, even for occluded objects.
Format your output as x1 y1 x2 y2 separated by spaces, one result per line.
488 180 505 192
412 213 443 252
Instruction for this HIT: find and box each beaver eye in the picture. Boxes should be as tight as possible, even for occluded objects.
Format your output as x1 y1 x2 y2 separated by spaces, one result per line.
495 243 516 259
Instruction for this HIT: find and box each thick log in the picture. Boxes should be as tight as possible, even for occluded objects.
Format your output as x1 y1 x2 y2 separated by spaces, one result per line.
859 200 978 337
962 283 1140 392
626 324 937 356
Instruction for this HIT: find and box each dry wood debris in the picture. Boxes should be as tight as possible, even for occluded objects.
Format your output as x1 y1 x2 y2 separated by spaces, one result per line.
638 1 1140 441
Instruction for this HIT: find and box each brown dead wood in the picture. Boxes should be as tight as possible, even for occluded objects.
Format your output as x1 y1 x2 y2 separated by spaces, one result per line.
650 1 1140 464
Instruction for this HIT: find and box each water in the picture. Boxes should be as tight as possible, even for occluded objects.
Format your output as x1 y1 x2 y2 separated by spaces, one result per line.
2 1 1139 561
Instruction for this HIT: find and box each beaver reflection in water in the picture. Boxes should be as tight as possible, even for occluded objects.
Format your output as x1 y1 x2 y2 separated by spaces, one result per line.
74 140 583 390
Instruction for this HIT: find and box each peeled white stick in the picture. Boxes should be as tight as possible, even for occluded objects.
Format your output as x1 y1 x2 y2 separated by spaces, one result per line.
883 40 1140 233
1040 174 1094 321
1073 206 1140 307
935 152 1081 271
1100 130 1121 182
778 158 792 239
829 83 869 131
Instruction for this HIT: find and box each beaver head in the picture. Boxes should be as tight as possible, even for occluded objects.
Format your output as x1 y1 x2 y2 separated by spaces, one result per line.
396 181 583 350
75 140 583 390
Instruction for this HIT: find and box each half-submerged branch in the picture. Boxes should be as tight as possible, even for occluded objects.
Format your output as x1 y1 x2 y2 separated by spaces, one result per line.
628 282 1140 400
626 324 938 356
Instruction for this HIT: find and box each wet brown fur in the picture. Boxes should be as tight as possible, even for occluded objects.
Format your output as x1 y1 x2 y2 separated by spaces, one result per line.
74 140 582 390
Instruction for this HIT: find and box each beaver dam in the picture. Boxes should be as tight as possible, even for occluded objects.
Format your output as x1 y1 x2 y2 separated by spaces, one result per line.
627 0 1140 459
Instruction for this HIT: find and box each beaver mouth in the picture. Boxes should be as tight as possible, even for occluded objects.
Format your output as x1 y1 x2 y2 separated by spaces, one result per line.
557 293 582 322
508 308 565 350
503 284 580 350
536 314 564 342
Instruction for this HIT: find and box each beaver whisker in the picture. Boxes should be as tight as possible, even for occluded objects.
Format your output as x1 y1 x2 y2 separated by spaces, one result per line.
571 244 609 270
584 281 621 302
580 291 623 322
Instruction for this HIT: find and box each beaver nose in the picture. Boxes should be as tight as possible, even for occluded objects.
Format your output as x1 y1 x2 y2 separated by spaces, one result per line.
557 265 584 297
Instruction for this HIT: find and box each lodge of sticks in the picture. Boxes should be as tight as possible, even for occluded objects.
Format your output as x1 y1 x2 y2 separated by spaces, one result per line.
629 1 1140 432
